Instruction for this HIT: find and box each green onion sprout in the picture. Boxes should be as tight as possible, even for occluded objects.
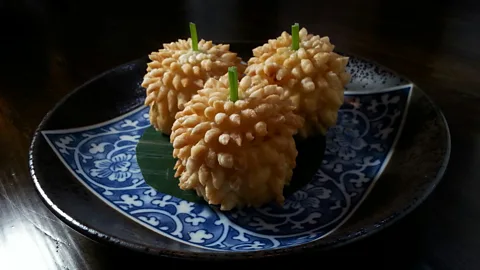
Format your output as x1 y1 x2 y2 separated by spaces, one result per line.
189 22 199 51
228 66 239 102
291 23 300 50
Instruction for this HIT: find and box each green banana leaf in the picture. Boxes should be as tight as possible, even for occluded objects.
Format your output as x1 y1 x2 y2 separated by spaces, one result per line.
135 126 204 203
136 126 325 203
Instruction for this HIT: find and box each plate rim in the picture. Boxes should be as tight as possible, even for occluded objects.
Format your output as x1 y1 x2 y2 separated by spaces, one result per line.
28 54 451 260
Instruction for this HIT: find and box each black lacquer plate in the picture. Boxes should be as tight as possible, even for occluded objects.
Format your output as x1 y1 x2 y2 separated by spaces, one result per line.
29 52 450 260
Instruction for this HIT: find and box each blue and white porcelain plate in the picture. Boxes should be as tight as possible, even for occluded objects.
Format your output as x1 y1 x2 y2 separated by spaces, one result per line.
29 56 450 258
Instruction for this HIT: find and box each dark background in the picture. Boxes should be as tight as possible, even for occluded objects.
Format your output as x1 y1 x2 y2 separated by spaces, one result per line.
0 0 479 269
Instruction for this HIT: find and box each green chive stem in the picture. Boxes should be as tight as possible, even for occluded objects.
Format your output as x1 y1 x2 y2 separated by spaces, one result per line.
189 22 199 51
291 23 300 50
228 66 239 102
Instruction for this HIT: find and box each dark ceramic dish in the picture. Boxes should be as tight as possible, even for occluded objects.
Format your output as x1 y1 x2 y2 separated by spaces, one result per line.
29 52 450 260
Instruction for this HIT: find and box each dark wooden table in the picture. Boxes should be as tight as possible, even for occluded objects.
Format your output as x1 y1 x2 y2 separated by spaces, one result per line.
1 0 479 269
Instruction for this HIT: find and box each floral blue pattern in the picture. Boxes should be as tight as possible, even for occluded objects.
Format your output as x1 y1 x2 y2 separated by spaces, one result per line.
90 153 137 182
326 125 368 160
42 84 412 251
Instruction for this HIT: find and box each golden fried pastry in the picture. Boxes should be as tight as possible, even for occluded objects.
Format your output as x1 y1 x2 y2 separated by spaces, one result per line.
142 38 246 135
170 74 304 210
245 27 351 137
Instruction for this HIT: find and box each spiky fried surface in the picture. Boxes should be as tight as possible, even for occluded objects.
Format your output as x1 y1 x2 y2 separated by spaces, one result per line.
142 39 246 135
170 76 304 210
245 28 351 137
